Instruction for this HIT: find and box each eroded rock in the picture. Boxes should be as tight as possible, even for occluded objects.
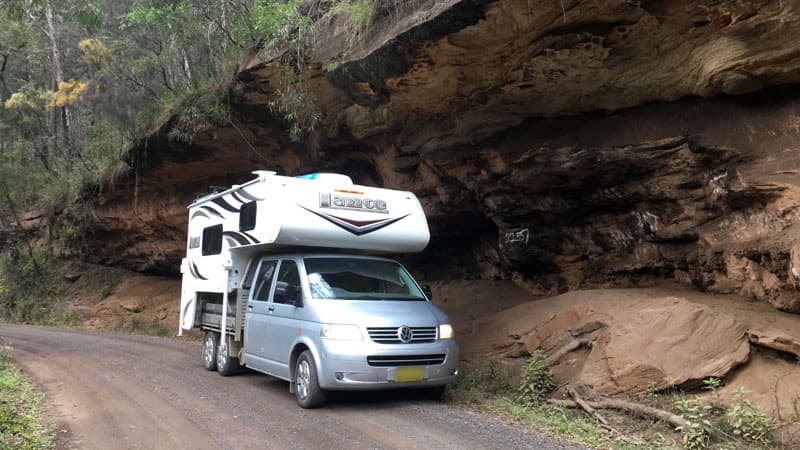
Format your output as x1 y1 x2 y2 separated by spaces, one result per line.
474 290 750 394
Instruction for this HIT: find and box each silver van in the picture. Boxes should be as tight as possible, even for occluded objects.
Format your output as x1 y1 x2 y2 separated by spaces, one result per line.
204 253 459 408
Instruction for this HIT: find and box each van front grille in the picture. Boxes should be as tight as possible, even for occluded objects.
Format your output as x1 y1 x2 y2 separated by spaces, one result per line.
367 326 437 344
367 354 446 367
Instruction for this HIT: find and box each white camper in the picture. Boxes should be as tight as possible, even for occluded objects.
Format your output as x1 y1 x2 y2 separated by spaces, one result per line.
179 171 458 408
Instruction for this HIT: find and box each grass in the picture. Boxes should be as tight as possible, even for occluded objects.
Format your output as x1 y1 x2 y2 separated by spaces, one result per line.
446 359 790 449
444 361 758 449
109 315 171 337
0 340 52 449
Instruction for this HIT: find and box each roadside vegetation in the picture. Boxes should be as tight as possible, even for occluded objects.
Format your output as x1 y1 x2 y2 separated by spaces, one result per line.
0 0 372 329
447 352 786 449
0 339 53 449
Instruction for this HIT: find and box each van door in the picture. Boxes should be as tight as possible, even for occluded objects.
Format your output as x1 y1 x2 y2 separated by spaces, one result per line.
244 259 277 366
263 259 304 377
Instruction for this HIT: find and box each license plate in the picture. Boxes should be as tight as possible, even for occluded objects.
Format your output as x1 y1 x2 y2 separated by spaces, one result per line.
393 367 424 382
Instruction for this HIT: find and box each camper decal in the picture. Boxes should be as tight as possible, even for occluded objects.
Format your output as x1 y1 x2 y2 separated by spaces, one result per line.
300 205 409 236
188 261 208 280
236 188 263 202
241 231 261 244
319 192 389 214
223 231 250 246
231 191 247 203
201 205 225 219
212 197 240 213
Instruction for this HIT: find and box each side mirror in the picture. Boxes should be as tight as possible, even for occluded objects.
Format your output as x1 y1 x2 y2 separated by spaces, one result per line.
421 284 433 300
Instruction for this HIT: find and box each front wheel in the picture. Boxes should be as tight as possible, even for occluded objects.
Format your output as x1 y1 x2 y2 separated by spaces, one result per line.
203 331 219 371
216 335 240 376
295 350 326 408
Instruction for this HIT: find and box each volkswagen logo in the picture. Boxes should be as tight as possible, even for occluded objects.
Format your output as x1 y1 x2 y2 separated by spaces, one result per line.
397 326 413 343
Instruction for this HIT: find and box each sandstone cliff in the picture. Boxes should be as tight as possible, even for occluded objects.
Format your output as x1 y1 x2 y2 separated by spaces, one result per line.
91 0 800 313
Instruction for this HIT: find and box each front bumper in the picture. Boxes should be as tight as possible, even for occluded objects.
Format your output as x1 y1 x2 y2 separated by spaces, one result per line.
316 338 459 390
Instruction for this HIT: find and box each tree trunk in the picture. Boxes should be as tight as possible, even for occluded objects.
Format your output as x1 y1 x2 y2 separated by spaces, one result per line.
44 0 73 171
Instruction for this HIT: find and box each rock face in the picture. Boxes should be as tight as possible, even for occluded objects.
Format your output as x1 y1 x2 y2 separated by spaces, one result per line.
463 288 751 394
89 0 800 311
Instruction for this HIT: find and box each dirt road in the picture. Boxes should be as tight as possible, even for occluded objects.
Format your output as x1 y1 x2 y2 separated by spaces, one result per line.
1 325 583 450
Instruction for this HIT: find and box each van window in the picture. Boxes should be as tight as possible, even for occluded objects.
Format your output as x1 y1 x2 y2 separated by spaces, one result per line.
273 260 301 305
201 224 223 255
239 201 257 231
305 258 426 301
253 260 277 301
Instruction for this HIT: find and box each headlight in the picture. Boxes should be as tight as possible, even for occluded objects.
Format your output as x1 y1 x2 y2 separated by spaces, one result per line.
439 324 454 340
321 323 362 340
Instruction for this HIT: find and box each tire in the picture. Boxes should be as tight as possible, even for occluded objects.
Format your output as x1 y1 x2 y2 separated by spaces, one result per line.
203 331 219 371
216 335 240 376
423 385 447 401
295 350 326 408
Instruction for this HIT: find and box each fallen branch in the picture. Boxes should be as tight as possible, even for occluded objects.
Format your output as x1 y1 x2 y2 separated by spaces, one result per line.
567 386 609 425
565 387 642 444
548 396 691 430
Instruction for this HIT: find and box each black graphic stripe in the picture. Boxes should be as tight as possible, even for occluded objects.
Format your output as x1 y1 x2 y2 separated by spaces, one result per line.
300 206 409 236
191 262 208 280
231 191 246 204
213 197 240 213
223 231 250 246
201 206 225 219
190 210 211 221
237 188 263 202
242 231 261 244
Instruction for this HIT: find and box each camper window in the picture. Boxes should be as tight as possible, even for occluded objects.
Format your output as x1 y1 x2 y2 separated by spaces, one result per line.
201 224 223 255
239 201 257 232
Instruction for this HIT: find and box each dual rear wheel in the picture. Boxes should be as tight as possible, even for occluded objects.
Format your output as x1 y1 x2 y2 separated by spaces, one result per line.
202 330 239 376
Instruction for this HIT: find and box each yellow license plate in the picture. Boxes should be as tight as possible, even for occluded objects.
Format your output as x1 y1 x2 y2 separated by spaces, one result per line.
393 367 425 382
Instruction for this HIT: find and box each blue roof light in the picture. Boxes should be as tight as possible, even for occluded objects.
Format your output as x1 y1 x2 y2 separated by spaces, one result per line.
295 173 319 180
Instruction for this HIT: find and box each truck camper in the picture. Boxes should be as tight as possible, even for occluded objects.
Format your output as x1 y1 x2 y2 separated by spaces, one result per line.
179 171 459 408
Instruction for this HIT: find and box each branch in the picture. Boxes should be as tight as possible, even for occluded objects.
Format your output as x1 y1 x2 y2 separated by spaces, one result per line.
548 396 692 430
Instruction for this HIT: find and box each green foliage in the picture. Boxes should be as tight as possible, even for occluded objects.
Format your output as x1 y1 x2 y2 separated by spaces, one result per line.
0 246 72 326
702 377 721 391
446 359 514 403
517 350 556 406
111 316 171 337
167 100 229 144
724 387 776 446
268 83 320 142
673 396 713 449
0 339 53 449
254 0 320 141
330 0 375 32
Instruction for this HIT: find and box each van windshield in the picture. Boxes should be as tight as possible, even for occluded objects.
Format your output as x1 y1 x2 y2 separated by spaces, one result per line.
304 258 426 301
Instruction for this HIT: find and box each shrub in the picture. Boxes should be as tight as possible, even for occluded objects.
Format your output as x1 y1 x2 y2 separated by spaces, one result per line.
446 359 514 403
725 387 776 446
517 350 556 406
673 396 713 449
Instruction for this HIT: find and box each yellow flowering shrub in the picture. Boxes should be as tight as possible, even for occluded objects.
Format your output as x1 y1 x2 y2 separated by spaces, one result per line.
4 92 38 111
79 38 111 68
51 80 88 108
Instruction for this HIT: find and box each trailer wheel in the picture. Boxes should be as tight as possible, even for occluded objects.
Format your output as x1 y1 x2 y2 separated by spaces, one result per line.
216 335 240 376
203 331 219 371
295 350 326 408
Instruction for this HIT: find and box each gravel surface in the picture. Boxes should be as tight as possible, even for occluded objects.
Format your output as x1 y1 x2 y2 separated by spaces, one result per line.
0 324 588 450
